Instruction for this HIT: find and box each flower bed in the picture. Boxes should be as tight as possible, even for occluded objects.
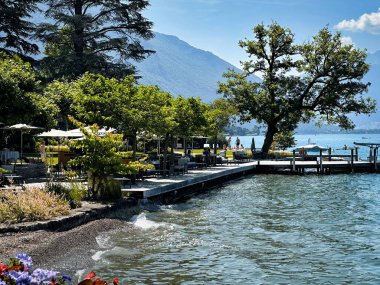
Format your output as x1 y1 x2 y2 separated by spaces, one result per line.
0 253 118 285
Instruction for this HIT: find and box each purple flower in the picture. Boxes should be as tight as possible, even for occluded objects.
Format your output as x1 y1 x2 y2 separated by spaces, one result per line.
62 274 72 284
31 268 57 283
16 254 33 270
9 270 31 285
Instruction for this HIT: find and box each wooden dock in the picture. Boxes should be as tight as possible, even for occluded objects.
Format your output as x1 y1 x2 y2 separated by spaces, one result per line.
255 159 380 174
122 159 380 200
122 162 256 200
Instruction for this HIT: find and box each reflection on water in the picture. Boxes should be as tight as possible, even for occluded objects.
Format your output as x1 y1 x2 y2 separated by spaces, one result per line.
79 174 380 284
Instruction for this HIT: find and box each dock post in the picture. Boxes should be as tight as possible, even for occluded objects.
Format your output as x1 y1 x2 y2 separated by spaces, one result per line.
319 149 323 174
351 148 354 173
328 148 332 161
292 150 296 172
355 147 359 161
369 147 373 163
375 147 378 171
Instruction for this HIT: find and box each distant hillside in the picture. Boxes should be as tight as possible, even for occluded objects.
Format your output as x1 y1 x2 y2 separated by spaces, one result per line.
134 32 260 102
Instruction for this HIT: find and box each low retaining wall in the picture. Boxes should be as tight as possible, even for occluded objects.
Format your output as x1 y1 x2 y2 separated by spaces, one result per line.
0 198 139 233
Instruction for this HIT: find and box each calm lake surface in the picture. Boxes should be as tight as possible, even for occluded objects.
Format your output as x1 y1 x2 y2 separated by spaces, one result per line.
77 134 380 284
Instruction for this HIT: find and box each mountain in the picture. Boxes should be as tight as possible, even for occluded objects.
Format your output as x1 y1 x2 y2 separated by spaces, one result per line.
134 32 260 102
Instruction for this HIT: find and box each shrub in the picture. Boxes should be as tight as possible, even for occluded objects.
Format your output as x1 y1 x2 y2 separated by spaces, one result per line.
98 178 122 200
45 182 87 209
0 187 70 224
0 167 10 174
45 145 70 152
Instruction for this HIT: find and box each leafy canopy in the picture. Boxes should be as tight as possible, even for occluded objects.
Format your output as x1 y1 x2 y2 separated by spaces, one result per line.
0 0 39 57
37 0 154 79
219 23 376 155
0 53 58 128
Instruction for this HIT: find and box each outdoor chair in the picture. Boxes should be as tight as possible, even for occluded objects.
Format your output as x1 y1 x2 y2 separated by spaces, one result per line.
233 150 250 161
173 158 187 175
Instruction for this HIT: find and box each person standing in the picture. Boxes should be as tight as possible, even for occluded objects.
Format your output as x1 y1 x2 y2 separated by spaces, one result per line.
236 137 240 149
39 141 46 161
228 136 232 149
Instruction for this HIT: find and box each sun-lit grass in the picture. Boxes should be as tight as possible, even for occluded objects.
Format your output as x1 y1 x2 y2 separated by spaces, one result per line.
0 187 70 224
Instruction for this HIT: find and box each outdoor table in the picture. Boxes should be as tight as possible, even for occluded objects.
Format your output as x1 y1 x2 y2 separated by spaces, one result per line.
3 174 24 185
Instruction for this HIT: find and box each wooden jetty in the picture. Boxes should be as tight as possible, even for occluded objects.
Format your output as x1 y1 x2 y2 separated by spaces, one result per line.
122 162 256 200
122 155 380 200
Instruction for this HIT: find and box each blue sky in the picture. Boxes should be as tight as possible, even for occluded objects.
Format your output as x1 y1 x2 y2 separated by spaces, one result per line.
144 0 380 67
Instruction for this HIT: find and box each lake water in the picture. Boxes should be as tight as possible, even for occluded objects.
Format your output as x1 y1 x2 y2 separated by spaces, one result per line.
75 134 380 284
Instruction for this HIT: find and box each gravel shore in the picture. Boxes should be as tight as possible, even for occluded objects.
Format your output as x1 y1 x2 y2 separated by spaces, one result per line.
0 218 131 276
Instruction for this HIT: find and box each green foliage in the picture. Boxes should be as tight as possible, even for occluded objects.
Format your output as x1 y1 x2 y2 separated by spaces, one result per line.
118 152 147 160
122 160 154 175
137 85 176 135
0 167 10 174
205 99 237 138
0 53 59 128
70 73 137 129
45 181 86 209
99 178 122 200
219 23 376 155
43 79 75 130
0 187 70 224
45 145 70 152
68 118 124 200
172 96 207 138
0 0 39 56
208 135 228 149
37 0 154 79
272 131 297 150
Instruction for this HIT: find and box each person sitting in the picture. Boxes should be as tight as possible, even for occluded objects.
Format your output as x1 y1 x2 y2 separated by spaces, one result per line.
299 147 307 156
203 147 211 165
186 149 195 162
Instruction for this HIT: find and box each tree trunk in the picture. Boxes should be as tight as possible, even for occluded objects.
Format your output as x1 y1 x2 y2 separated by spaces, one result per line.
73 1 85 75
132 133 137 161
261 124 278 157
162 133 169 173
213 134 218 154
169 134 175 167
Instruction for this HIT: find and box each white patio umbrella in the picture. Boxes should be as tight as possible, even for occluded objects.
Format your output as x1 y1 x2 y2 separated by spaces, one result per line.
65 127 115 138
37 129 70 138
1 124 43 163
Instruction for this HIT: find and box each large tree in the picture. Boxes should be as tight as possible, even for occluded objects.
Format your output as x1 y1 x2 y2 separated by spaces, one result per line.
172 96 207 154
0 0 39 57
205 99 237 154
37 0 154 79
219 23 376 156
0 53 58 128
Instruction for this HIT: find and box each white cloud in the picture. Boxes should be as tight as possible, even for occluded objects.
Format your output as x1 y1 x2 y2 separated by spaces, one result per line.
340 36 354 46
335 8 380 34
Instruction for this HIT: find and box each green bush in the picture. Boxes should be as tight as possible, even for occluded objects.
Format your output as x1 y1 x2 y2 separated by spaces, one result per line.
46 182 87 209
0 187 70 224
99 178 122 200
